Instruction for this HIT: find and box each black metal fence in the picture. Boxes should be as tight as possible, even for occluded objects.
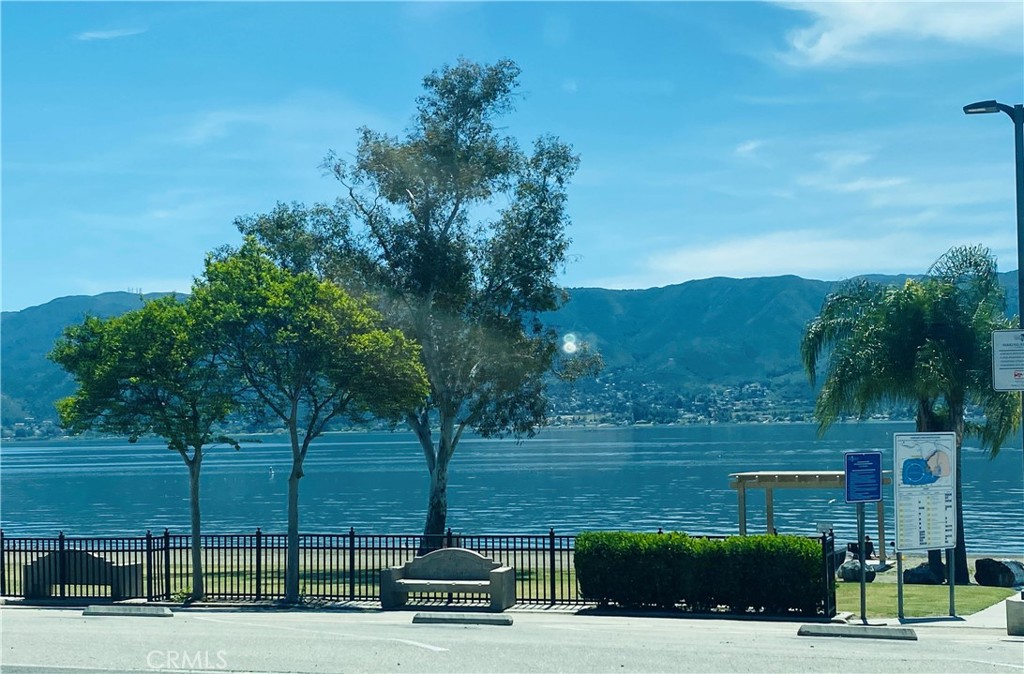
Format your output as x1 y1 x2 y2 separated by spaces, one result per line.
0 529 835 617
0 528 581 605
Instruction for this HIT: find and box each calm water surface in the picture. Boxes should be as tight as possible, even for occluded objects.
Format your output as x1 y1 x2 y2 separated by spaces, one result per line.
2 423 1021 554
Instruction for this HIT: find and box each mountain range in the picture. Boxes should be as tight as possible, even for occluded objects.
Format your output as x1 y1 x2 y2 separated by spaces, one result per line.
3 272 1018 429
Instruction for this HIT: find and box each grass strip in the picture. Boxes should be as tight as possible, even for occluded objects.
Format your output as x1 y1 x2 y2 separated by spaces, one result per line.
835 581 1015 619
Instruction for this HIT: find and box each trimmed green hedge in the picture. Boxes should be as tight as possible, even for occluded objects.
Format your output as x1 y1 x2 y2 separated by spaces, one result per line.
575 531 827 616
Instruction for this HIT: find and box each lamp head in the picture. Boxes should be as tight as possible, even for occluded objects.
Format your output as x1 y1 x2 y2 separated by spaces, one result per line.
963 100 1000 114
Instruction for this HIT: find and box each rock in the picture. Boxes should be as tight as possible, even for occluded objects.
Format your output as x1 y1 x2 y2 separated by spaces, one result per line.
839 560 875 583
903 562 944 585
974 558 1024 587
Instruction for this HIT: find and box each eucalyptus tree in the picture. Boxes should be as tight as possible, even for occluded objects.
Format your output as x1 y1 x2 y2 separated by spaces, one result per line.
49 295 241 601
318 58 599 544
190 239 428 602
801 245 1018 582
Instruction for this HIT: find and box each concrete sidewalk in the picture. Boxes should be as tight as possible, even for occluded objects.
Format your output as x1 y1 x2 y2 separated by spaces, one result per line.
859 594 1018 630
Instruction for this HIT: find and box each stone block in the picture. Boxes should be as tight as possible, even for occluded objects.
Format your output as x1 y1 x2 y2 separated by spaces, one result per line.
1006 595 1024 637
974 559 1024 588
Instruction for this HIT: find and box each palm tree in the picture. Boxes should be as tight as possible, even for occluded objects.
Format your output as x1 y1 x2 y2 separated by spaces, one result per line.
801 245 1018 584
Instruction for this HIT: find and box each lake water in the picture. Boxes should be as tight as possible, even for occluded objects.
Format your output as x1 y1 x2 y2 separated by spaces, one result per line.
1 423 1022 555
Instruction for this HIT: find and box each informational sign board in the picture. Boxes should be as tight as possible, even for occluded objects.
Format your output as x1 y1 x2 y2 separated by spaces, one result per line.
893 432 957 552
991 329 1024 391
844 451 882 503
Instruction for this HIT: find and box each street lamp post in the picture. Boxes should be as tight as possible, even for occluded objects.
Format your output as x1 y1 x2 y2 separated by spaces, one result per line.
964 100 1024 333
964 100 1024 602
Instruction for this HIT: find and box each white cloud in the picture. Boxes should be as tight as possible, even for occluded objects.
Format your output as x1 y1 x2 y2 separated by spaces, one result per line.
735 140 765 156
815 150 873 172
172 92 387 149
801 175 908 194
76 28 146 41
594 228 1009 288
776 2 1023 66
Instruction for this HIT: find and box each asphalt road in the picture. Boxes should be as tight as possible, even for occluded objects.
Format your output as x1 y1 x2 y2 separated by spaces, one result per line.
1 606 1022 674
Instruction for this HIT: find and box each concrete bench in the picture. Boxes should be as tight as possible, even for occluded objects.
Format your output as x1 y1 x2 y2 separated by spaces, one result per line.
380 547 515 611
23 549 143 600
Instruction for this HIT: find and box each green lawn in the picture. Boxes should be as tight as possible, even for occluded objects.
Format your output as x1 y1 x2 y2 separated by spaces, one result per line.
835 581 1016 619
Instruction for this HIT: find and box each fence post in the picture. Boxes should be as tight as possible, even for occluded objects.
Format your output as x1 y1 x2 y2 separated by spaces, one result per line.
57 531 66 599
255 528 263 601
348 528 356 601
0 529 6 597
445 528 453 549
145 530 154 602
162 529 171 600
549 528 557 605
822 532 836 619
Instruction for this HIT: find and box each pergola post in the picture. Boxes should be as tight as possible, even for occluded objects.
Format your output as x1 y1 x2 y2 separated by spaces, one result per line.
737 482 747 536
876 500 887 564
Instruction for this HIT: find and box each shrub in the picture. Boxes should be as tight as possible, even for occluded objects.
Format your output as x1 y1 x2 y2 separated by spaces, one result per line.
575 531 826 616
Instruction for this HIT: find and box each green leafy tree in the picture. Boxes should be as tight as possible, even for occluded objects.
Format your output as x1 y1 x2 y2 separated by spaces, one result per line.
318 58 600 544
234 201 351 279
49 296 241 601
801 245 1018 582
190 239 428 602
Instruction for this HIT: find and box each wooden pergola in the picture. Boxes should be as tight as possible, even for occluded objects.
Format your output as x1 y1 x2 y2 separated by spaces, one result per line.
728 470 892 564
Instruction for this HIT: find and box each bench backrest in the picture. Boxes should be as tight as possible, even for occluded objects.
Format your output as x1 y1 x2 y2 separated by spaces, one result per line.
27 549 116 579
405 547 500 580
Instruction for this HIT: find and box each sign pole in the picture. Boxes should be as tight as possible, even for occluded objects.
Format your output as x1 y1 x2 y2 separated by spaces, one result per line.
947 548 956 617
845 451 882 626
857 502 867 624
896 551 904 620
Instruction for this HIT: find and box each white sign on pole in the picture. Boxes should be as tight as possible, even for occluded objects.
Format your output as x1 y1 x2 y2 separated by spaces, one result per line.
991 329 1024 391
894 432 957 552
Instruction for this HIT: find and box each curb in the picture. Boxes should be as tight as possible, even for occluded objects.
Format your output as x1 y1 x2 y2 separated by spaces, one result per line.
83 605 173 618
798 624 917 640
412 612 513 626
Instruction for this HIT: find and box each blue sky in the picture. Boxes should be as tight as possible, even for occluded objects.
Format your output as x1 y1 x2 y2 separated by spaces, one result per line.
2 1 1022 311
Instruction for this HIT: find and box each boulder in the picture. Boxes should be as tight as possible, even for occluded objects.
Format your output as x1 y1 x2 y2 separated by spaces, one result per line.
903 562 944 585
974 558 1024 588
839 560 875 583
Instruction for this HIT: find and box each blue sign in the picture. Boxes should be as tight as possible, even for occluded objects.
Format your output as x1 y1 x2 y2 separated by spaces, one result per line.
845 451 883 503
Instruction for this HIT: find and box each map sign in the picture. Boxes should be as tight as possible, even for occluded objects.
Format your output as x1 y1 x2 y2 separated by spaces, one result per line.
893 433 957 551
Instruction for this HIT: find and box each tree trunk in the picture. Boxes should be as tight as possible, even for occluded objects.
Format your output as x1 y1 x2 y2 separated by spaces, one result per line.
285 418 303 603
420 458 449 553
285 468 301 603
419 412 456 553
918 401 970 584
917 401 950 580
187 458 204 601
